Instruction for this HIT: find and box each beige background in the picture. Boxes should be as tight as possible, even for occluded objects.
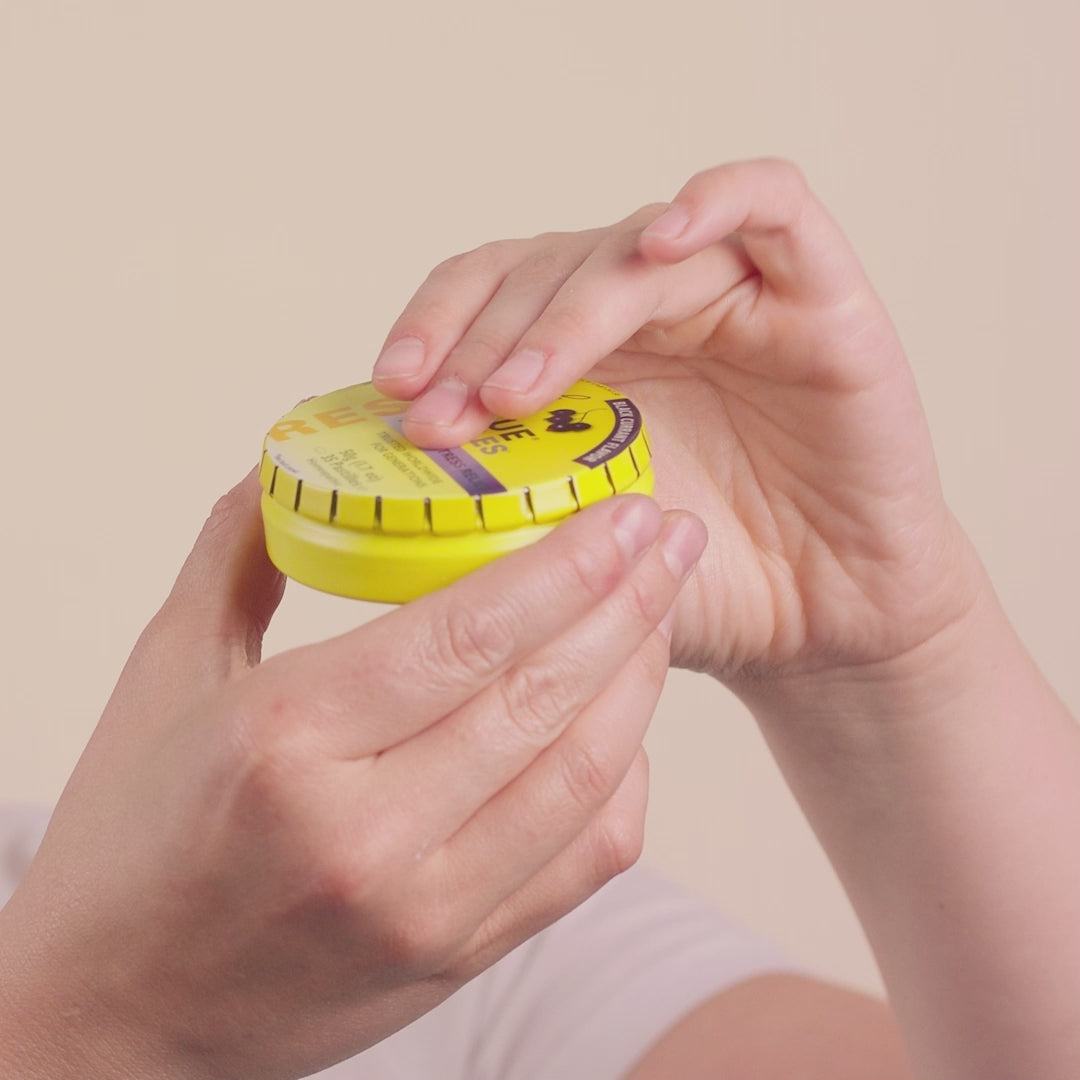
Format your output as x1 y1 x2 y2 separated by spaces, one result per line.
1 1 1077 997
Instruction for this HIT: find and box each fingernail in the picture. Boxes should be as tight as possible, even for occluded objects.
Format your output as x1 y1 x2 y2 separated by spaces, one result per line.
642 204 691 242
406 376 469 427
374 337 425 381
483 349 546 395
660 517 706 578
612 499 662 560
658 606 676 641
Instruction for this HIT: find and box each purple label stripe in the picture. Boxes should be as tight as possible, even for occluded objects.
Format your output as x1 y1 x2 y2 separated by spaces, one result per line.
574 399 642 468
383 415 507 496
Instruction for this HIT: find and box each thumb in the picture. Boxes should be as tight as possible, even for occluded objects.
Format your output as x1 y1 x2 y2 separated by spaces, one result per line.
153 468 286 676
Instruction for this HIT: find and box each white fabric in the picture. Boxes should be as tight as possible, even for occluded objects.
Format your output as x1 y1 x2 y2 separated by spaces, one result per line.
1 804 793 1079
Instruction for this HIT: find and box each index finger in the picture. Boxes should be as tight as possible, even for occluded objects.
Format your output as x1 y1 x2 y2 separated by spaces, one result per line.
473 160 865 429
254 494 664 755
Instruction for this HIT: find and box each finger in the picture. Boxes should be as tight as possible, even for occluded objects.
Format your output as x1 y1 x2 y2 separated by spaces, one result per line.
456 748 650 981
372 511 704 846
148 469 285 677
370 241 526 399
474 232 747 425
256 494 666 755
399 234 598 448
637 158 866 306
435 624 664 929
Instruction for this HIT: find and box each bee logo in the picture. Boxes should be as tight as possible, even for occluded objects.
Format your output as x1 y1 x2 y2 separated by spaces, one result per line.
544 408 593 433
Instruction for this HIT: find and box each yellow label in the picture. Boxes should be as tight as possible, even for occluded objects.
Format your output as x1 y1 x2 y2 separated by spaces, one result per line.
261 380 650 529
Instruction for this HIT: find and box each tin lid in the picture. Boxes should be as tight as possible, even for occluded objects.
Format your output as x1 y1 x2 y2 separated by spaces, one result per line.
259 379 652 537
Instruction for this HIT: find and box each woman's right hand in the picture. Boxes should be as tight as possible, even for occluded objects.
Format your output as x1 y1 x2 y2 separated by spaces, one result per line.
0 471 704 1080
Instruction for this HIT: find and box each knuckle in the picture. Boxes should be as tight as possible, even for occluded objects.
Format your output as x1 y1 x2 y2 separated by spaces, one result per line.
424 239 517 285
206 484 250 530
426 250 469 281
497 656 576 745
434 603 517 681
619 574 668 631
218 725 340 850
378 897 462 977
557 530 622 602
306 823 404 919
557 737 618 814
219 689 274 760
455 239 520 279
508 245 573 287
447 332 513 371
595 226 642 260
224 695 300 790
540 302 590 343
762 157 811 213
451 935 499 985
686 162 723 193
308 852 379 917
591 799 646 879
639 200 670 218
764 155 808 187
130 606 179 661
527 228 569 246
625 201 670 229
403 293 469 334
188 483 253 557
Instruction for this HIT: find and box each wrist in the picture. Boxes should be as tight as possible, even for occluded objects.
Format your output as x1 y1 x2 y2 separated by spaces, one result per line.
740 584 1017 741
731 564 1080 1080
731 519 1003 731
730 564 1075 837
0 905 189 1080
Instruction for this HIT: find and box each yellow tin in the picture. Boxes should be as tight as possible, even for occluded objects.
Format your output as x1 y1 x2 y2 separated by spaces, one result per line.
259 379 653 603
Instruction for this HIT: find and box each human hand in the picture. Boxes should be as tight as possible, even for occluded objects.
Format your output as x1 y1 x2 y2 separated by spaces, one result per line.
0 472 704 1080
371 159 984 693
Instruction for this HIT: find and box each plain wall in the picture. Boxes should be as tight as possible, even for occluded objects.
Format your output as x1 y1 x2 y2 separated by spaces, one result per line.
1 1 1077 997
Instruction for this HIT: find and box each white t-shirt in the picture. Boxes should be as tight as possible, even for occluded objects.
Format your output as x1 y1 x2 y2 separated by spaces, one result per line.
0 803 792 1080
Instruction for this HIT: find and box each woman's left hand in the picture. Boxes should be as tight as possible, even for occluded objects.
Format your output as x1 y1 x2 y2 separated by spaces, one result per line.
372 160 983 695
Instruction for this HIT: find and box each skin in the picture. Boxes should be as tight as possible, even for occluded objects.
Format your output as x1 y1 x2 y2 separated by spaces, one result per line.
373 159 1080 1078
0 478 706 1079
1 159 1076 1078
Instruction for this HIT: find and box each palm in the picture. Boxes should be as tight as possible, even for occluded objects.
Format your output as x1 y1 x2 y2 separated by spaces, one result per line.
587 302 966 682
